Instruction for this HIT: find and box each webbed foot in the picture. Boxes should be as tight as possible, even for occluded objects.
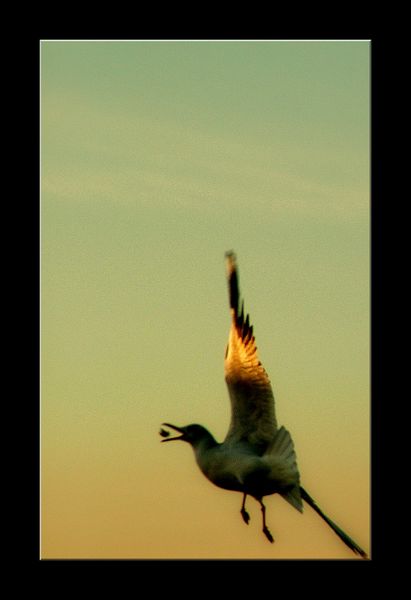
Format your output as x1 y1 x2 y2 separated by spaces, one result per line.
241 508 250 525
263 526 274 543
259 499 274 543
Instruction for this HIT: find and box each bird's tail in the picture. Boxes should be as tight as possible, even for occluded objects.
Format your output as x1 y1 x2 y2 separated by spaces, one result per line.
300 486 368 559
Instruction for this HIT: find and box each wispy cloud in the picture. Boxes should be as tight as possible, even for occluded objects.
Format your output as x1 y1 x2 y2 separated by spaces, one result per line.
42 91 369 221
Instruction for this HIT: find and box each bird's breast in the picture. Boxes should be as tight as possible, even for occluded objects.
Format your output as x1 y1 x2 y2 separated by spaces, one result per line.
194 446 264 493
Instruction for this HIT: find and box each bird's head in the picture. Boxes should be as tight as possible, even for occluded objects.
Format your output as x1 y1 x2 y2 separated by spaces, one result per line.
160 423 215 448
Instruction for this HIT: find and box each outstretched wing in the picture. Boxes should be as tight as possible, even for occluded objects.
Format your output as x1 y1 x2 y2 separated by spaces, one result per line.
224 252 278 449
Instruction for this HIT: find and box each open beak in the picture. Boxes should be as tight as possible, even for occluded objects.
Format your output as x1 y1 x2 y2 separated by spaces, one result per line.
160 423 186 442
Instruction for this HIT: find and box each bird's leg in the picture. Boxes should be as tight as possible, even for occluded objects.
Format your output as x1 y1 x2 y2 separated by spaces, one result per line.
240 493 250 525
259 499 274 543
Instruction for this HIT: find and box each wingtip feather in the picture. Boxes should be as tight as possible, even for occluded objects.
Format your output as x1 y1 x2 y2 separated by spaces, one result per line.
225 250 256 348
226 250 239 314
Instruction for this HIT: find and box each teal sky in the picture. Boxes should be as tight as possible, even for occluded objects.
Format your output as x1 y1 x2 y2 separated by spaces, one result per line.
41 40 370 559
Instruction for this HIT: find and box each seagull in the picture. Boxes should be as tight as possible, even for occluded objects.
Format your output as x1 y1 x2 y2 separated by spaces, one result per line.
161 251 368 559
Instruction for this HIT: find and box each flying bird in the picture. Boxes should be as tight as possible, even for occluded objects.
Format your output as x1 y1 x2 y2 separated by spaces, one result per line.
161 251 368 559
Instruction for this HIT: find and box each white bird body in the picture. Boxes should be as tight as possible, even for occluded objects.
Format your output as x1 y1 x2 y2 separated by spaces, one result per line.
161 251 367 558
190 427 301 505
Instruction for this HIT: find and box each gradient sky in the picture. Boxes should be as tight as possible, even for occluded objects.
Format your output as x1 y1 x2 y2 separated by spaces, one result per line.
40 40 370 559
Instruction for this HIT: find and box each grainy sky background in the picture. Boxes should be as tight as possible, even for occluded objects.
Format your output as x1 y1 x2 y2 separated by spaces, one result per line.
41 40 370 559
